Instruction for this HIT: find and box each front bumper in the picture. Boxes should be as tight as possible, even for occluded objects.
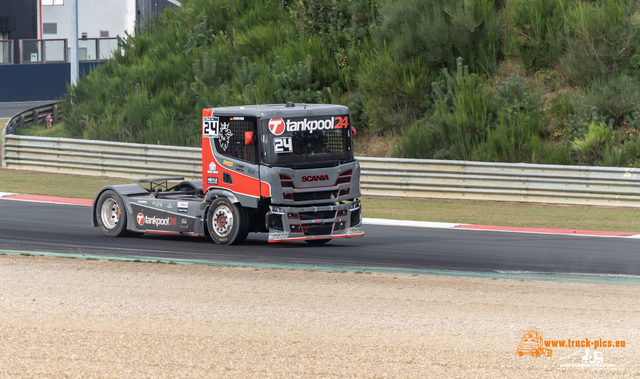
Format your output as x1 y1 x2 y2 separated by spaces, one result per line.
266 200 364 243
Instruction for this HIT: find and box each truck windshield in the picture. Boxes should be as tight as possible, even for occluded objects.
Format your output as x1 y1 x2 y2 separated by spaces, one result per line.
260 115 353 166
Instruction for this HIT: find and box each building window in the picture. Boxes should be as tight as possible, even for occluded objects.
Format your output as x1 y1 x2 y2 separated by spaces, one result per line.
43 23 57 34
100 30 109 38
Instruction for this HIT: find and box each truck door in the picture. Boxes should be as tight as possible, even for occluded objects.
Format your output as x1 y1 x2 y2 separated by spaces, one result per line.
202 115 261 199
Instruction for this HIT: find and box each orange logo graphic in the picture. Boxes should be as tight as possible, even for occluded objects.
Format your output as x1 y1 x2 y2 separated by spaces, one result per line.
517 327 553 357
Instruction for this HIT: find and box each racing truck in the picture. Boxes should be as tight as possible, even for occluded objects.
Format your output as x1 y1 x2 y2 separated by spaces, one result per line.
92 103 364 245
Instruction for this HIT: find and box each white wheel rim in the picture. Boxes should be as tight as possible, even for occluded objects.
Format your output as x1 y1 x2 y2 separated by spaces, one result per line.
100 198 120 229
213 204 234 237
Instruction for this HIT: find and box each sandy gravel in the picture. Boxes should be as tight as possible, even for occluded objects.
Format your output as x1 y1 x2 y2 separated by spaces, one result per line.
0 255 638 378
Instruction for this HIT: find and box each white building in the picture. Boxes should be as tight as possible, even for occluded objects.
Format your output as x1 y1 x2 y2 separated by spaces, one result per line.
38 0 136 61
40 0 136 41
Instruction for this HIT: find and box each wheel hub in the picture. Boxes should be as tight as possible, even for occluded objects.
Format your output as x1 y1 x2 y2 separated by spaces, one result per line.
216 214 227 229
213 205 234 237
100 198 120 230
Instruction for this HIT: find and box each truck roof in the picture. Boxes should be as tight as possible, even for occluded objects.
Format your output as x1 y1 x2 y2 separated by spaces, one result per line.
208 103 349 118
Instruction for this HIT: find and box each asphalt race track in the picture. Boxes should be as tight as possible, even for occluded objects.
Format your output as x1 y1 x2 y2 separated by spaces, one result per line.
2 199 640 277
0 101 56 118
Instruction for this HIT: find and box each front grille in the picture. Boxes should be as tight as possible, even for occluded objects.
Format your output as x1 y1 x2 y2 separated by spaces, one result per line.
335 169 352 185
302 224 334 235
299 210 336 220
350 209 361 226
292 190 337 202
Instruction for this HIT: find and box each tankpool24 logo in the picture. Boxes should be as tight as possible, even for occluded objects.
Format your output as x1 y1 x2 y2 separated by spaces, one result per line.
136 213 176 227
268 116 349 135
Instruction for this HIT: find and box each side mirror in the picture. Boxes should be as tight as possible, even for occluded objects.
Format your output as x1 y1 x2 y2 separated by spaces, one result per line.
245 131 255 146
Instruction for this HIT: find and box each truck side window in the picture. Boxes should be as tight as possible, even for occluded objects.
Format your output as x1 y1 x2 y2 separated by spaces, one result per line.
214 119 258 164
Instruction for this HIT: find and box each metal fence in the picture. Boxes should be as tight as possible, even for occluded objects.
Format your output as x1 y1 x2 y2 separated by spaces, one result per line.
5 105 640 207
357 158 640 207
2 135 201 179
2 102 60 135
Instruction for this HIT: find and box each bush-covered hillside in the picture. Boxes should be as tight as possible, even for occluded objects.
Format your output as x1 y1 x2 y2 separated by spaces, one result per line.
63 0 640 166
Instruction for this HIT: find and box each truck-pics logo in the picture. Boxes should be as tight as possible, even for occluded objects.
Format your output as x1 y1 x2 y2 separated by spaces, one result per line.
270 116 349 135
516 327 552 357
136 213 177 227
269 118 285 135
301 174 330 183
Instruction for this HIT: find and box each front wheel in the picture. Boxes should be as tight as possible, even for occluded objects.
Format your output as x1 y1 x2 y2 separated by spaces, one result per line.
95 190 128 237
207 197 249 245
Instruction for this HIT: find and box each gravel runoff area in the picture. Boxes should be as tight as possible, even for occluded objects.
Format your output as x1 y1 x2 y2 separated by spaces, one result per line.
0 255 638 378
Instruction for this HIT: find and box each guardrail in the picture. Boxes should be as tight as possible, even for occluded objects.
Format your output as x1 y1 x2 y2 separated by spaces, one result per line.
357 158 640 207
2 102 60 136
5 104 640 207
1 135 201 179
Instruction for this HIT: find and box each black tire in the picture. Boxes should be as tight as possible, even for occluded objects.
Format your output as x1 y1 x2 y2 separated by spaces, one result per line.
237 206 250 244
207 197 249 245
305 238 331 245
95 190 128 237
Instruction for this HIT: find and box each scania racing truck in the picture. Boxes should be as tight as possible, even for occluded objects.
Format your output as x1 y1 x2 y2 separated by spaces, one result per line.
92 103 364 245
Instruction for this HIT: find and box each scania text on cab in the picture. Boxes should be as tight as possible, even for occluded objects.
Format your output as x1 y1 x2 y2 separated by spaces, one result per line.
92 103 364 245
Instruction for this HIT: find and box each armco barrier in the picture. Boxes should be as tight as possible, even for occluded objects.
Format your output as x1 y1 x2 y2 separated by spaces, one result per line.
356 158 640 207
4 135 640 207
1 135 201 179
2 102 60 135
4 104 640 207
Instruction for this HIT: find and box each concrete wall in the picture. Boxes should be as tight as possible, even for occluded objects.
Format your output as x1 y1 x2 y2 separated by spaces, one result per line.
0 62 104 102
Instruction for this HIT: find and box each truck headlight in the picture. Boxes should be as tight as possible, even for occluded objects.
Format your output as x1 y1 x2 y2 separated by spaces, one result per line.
270 206 286 214
348 201 360 211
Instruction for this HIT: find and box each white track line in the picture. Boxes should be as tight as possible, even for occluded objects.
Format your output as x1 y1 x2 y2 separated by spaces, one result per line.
363 218 464 229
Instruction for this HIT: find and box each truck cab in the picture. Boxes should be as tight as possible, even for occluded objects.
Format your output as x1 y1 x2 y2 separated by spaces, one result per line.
201 102 363 244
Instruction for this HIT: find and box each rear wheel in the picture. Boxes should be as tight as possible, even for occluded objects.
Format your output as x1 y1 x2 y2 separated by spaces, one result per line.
95 190 127 237
305 238 331 245
207 197 249 245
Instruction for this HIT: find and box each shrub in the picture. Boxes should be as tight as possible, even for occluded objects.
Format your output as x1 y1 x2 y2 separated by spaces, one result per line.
577 75 640 127
571 122 613 164
560 0 640 85
356 48 430 134
502 0 566 70
430 59 493 160
478 73 546 162
372 0 502 75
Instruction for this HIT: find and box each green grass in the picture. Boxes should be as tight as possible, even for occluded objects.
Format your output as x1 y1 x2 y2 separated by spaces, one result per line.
1 169 639 233
15 121 69 138
0 170 130 199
